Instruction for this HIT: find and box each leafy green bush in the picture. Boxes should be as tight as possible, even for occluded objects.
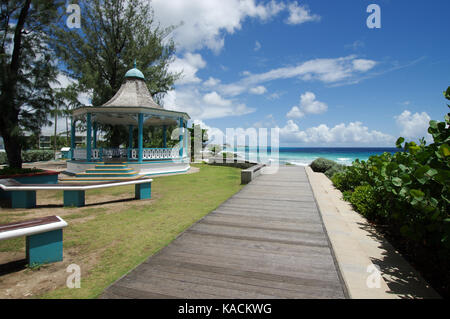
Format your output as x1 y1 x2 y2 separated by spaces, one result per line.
22 150 54 163
0 152 6 165
331 163 369 192
350 185 378 219
333 112 449 246
324 163 345 178
310 157 336 173
331 97 450 295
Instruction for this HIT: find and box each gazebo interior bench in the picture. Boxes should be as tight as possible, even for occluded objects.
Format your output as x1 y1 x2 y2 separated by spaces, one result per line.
0 215 68 265
0 178 153 208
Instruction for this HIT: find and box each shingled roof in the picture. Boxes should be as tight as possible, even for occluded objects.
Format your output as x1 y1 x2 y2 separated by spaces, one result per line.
102 68 163 109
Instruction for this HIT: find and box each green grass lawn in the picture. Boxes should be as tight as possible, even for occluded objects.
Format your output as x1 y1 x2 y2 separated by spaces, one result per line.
0 164 243 298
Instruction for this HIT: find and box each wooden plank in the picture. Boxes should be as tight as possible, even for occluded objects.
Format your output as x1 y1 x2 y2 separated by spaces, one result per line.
100 166 346 299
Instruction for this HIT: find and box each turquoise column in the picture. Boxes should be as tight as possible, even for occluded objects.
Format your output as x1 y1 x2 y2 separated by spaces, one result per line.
163 125 167 148
179 118 183 158
70 118 76 160
128 125 133 159
93 122 97 149
26 229 63 265
135 182 152 200
138 113 143 163
86 113 92 162
184 121 188 159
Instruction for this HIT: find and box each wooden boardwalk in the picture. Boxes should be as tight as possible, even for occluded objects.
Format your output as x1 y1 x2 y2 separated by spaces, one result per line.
101 166 346 299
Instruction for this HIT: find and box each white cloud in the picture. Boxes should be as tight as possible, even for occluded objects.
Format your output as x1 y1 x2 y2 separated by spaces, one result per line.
352 59 377 72
286 92 327 119
254 40 261 51
203 77 221 87
203 91 231 106
249 85 267 95
191 119 224 144
286 106 304 119
346 40 365 50
152 0 286 53
395 110 432 141
253 114 277 128
299 91 327 114
279 120 394 145
218 55 378 96
285 2 320 25
168 53 206 85
163 88 255 120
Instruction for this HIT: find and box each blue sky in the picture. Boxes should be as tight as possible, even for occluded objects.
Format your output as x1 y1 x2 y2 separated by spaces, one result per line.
149 0 449 147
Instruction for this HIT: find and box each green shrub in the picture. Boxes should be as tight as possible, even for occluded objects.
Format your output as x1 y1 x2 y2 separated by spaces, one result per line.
0 152 6 165
342 190 352 202
324 163 345 178
331 164 367 192
331 101 450 265
349 185 378 219
310 157 336 173
22 150 54 163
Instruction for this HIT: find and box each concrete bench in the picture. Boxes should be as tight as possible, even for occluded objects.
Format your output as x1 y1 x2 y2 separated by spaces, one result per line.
0 178 153 208
241 163 266 184
0 216 68 266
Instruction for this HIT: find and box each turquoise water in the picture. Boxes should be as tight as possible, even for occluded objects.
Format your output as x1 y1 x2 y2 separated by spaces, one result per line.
226 147 399 166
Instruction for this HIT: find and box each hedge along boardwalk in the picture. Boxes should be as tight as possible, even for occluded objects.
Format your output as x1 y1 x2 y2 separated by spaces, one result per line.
306 167 440 299
101 166 346 299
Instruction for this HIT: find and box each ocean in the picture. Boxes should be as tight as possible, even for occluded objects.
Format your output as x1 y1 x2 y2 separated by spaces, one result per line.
226 147 399 166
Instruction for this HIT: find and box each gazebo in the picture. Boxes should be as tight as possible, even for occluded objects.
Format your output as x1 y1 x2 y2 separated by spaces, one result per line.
67 65 190 177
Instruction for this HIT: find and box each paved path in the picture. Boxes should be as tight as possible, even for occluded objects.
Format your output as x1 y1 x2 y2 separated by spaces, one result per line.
101 166 346 299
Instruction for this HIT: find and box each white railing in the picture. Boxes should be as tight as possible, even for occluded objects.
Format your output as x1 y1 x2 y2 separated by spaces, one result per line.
102 148 128 159
72 148 180 161
131 148 179 160
92 149 101 160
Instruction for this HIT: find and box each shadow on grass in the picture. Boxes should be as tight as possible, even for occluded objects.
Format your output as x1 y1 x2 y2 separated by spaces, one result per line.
0 197 145 210
0 258 27 276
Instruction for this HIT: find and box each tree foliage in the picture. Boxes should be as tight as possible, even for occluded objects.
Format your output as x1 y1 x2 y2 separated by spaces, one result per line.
51 0 180 147
0 0 63 168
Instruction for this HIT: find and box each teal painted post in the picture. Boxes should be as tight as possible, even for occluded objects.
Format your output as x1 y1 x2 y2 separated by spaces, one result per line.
179 118 183 158
135 182 151 200
26 229 63 265
11 191 36 208
138 113 143 163
86 113 92 162
128 125 133 159
63 190 85 207
93 122 97 149
71 118 76 160
184 121 188 160
163 125 167 148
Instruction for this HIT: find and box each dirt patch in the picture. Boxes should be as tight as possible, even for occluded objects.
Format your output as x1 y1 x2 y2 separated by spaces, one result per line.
0 245 104 299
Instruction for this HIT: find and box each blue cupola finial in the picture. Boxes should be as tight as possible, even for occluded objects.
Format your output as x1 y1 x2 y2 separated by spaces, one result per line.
124 60 145 80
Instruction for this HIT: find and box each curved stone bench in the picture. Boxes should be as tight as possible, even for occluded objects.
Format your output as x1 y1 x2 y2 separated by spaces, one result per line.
0 178 153 208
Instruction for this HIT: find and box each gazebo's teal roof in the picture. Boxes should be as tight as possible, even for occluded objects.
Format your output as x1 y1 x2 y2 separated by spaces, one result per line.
125 67 145 80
